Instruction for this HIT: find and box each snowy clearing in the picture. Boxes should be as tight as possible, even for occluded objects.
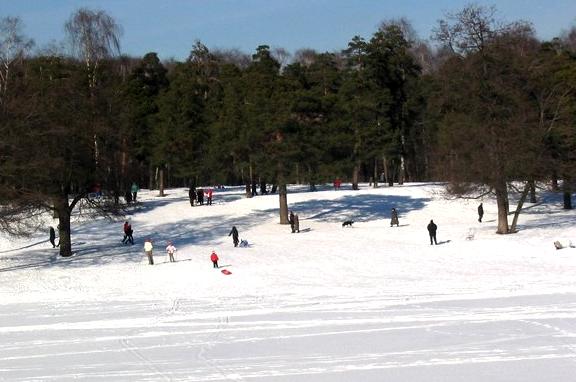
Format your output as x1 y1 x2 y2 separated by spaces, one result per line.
1 183 576 381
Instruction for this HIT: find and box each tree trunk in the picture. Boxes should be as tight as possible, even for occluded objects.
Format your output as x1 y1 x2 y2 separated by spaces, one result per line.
277 158 289 223
551 172 559 191
399 138 406 185
528 180 536 203
495 181 509 234
352 160 360 190
279 183 289 224
54 194 72 257
158 167 165 197
510 182 530 233
563 178 572 209
382 156 389 186
307 166 316 191
373 158 378 188
148 165 154 190
295 163 300 185
245 163 253 198
564 192 573 210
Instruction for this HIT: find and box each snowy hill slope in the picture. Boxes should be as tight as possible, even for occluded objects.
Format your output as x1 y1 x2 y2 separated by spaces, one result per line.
1 183 576 381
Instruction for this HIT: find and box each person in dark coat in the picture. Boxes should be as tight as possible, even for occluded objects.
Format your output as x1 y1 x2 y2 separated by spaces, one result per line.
125 190 132 204
251 181 257 197
478 203 484 223
289 211 295 233
49 226 58 248
228 226 239 247
196 188 204 205
427 220 438 245
294 214 300 233
189 188 196 206
390 208 399 227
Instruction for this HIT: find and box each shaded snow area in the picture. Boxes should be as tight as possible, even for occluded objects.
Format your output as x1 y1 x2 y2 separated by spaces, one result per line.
1 183 576 381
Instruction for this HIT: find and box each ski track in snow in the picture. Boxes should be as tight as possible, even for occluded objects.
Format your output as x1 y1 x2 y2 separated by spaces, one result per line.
1 183 576 381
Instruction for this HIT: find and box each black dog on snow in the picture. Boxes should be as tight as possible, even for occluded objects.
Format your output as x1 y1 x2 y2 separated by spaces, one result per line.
342 220 354 227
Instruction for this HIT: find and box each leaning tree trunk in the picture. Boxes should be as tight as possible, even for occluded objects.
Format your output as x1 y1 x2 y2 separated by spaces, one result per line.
54 194 72 257
510 182 530 233
494 181 510 234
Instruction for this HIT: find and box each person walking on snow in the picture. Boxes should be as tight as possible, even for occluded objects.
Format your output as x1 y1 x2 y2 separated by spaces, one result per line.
49 226 58 248
210 250 219 268
390 208 399 227
131 182 139 202
144 238 154 265
294 214 300 233
427 220 438 245
289 211 295 233
122 221 134 245
228 226 239 247
166 241 176 262
478 203 484 223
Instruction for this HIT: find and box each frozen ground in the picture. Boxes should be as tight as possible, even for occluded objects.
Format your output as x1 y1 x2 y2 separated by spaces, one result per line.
1 183 576 381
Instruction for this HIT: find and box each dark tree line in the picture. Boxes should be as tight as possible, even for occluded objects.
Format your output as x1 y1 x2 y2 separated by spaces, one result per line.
1 5 575 256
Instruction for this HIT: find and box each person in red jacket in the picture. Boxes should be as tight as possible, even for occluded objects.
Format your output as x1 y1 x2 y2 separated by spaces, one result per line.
210 250 219 268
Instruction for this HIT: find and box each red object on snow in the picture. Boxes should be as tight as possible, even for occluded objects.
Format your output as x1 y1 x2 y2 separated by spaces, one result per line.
221 269 232 275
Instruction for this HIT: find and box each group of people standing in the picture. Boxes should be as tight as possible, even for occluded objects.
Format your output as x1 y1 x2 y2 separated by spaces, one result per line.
142 238 177 265
188 187 213 206
125 182 139 204
142 237 223 269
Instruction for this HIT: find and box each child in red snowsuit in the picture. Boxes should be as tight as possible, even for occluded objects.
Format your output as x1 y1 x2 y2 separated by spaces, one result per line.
210 251 219 268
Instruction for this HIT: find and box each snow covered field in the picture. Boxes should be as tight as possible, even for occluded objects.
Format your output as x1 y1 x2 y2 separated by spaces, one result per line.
1 183 576 381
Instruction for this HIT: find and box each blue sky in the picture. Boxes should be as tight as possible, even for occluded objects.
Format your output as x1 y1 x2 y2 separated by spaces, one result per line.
2 0 575 60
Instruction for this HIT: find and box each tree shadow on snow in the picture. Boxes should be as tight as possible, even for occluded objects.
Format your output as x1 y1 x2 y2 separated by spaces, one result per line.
276 193 429 223
0 207 274 272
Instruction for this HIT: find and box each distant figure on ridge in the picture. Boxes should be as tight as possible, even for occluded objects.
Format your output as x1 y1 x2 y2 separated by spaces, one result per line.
228 226 239 247
333 177 342 190
427 220 438 245
390 208 399 227
478 203 484 223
